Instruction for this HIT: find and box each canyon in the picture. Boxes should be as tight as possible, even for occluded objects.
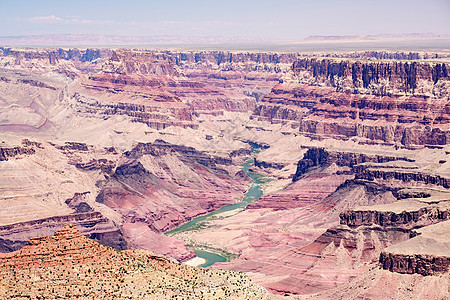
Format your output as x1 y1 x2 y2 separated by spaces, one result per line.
0 46 449 298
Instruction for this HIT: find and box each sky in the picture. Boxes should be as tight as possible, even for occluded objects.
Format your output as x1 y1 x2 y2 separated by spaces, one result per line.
0 0 449 41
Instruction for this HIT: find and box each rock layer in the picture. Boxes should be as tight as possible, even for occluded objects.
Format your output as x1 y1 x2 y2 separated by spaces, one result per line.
254 58 450 146
0 212 126 253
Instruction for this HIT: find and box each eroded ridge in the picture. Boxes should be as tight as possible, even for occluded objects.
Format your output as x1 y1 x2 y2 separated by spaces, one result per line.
0 224 269 299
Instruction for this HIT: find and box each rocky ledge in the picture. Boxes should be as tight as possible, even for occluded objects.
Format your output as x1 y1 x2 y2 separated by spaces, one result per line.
0 145 35 161
340 196 450 229
379 220 450 275
0 212 126 253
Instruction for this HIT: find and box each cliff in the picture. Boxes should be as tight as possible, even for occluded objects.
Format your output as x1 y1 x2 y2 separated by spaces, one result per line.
0 212 126 253
355 168 450 188
254 58 450 146
340 203 450 228
103 49 179 76
379 220 450 275
292 147 412 181
0 145 35 161
292 58 449 96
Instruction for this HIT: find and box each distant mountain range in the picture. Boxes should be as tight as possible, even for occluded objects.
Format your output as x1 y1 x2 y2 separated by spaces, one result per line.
0 33 449 47
304 33 450 41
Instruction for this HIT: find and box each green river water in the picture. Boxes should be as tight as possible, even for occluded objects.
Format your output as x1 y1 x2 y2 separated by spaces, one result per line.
165 148 267 267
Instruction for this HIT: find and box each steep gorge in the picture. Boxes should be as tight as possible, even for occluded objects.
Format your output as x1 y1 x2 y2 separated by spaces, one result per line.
0 48 449 298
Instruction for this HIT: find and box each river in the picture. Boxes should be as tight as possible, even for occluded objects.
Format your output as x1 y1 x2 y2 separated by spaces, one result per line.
165 148 267 267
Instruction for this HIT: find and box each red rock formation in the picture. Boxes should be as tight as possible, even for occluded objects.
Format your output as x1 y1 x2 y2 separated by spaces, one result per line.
254 58 450 146
355 168 450 188
340 206 449 228
378 220 450 276
291 58 449 96
75 49 262 129
292 147 413 181
0 212 126 253
380 252 450 276
0 224 269 299
96 141 249 234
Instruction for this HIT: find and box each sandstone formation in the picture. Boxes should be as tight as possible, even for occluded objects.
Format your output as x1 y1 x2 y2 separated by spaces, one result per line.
0 224 269 299
379 220 450 275
254 58 450 146
0 212 125 253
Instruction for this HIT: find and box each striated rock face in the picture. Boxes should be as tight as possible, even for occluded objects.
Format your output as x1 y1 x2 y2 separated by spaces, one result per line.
291 58 449 96
379 220 450 276
75 158 115 173
169 50 299 107
76 72 199 130
379 252 450 276
103 49 179 76
340 207 450 228
254 58 450 146
292 147 412 181
356 168 450 188
0 224 108 268
172 51 298 66
56 141 90 151
0 212 126 253
73 49 265 129
125 139 233 170
0 47 111 63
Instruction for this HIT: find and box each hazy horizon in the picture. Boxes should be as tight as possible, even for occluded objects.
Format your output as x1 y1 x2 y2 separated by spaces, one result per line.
1 0 449 41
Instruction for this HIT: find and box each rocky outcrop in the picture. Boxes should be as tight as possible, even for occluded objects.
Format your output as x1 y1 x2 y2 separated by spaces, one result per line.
292 148 329 180
0 47 112 72
172 51 298 66
125 140 233 171
297 119 450 146
292 58 449 96
64 192 93 213
75 159 115 173
379 220 450 276
0 212 126 253
292 147 412 181
56 141 90 151
253 157 285 170
0 224 269 299
379 252 450 276
355 168 450 188
103 49 179 76
340 206 450 228
0 224 107 268
0 145 35 161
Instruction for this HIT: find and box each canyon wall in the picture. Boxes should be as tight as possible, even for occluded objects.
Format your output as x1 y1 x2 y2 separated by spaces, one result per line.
0 212 126 252
254 58 450 146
